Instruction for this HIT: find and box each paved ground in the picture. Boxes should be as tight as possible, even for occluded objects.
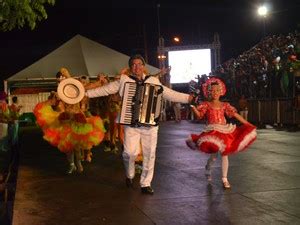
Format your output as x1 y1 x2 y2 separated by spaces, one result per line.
10 121 300 225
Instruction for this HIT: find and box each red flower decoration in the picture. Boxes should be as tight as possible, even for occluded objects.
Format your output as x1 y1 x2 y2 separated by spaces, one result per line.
202 77 226 99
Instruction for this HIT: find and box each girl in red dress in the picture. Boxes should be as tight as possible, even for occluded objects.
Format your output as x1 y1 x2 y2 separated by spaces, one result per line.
186 77 257 188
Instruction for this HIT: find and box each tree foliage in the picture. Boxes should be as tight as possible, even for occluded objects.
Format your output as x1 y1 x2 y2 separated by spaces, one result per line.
0 0 56 31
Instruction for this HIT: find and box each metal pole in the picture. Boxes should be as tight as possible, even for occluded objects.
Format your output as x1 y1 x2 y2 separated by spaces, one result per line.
156 3 164 69
262 17 266 38
143 24 148 63
157 4 161 41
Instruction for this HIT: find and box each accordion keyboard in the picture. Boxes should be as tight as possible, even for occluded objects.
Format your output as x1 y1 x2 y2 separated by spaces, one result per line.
119 82 136 124
119 82 163 126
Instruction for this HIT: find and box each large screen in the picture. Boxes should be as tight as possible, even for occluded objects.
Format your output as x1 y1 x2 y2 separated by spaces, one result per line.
168 49 211 84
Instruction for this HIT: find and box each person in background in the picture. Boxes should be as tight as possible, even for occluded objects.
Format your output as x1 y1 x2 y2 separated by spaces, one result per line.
172 102 182 122
186 77 256 189
79 75 94 162
85 74 121 153
0 91 9 151
160 100 167 122
8 96 22 146
86 54 193 195
238 94 248 120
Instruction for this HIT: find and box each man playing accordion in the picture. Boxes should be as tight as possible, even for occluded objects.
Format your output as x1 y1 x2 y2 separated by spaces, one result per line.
86 54 193 194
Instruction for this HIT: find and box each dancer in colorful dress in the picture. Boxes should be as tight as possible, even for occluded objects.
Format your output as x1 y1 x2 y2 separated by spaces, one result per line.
79 75 94 162
186 77 257 189
0 91 9 151
85 74 122 153
34 68 105 174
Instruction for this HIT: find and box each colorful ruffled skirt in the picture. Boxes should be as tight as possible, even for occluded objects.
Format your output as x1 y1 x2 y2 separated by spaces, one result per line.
187 123 256 155
33 101 106 153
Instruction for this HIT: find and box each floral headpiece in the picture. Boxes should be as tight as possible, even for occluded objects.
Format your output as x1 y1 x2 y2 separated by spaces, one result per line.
202 77 226 99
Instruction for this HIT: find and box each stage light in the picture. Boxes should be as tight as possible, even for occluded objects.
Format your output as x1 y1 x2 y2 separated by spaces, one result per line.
258 5 268 17
158 54 166 60
258 5 268 38
173 37 180 43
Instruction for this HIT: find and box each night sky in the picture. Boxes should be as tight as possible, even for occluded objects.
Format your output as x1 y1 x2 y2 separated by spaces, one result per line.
1 0 300 82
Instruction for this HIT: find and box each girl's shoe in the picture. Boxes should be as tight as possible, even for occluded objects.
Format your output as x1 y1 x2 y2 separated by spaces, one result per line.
67 163 76 174
222 178 231 189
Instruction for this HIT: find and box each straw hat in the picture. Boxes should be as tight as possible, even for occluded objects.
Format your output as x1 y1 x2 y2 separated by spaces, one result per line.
57 78 85 104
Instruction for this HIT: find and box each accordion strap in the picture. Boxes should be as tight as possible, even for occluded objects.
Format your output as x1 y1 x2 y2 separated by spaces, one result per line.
129 75 152 84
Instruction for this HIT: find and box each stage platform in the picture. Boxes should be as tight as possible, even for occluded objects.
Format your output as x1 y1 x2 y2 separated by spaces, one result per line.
10 121 300 224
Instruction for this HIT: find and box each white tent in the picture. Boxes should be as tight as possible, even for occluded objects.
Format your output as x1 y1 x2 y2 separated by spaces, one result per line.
5 35 160 113
7 34 159 81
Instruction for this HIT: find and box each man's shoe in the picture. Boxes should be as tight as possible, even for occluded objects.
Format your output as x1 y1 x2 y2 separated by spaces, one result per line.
141 186 154 195
125 178 134 188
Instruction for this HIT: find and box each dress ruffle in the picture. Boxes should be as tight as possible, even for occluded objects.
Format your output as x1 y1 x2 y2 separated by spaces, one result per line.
34 101 105 153
33 102 60 128
190 123 256 155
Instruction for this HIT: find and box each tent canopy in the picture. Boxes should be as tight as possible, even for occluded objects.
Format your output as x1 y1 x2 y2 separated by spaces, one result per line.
7 34 159 81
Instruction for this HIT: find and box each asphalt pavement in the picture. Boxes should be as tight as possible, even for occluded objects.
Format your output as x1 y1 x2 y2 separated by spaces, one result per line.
11 121 300 225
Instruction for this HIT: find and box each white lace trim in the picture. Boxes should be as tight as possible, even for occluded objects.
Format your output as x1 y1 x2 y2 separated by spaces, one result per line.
237 129 257 151
197 135 226 153
203 123 236 133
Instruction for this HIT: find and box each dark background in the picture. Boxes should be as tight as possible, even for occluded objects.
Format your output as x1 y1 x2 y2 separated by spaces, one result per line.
1 0 300 81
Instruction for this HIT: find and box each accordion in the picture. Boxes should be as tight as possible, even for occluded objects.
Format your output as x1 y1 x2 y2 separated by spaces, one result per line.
119 82 163 126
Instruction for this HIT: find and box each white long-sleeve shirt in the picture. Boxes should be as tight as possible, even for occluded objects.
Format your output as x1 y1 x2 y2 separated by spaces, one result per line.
86 74 190 103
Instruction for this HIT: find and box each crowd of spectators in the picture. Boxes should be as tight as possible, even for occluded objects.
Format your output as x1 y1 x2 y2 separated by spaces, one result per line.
222 30 299 99
198 30 300 101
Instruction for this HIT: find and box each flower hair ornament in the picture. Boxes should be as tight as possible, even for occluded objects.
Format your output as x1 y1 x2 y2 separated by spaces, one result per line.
202 77 226 99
